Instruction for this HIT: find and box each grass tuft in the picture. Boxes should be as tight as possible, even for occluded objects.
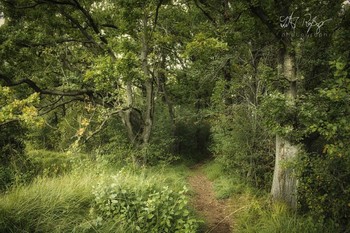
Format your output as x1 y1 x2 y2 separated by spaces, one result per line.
235 200 340 233
0 172 99 233
203 160 252 199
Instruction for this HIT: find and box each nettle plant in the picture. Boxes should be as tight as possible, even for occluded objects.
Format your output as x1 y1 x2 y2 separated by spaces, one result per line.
91 171 200 233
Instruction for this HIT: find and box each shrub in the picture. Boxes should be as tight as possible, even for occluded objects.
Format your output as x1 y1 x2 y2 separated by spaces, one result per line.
26 150 74 176
297 152 350 230
0 165 12 191
210 104 274 189
0 122 26 190
2 150 91 189
91 170 200 233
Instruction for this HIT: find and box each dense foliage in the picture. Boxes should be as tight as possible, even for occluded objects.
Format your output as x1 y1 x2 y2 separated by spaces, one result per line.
1 0 349 232
92 173 199 232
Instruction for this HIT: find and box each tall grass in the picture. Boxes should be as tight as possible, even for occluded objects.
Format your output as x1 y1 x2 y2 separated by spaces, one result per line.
0 150 195 233
0 172 99 233
203 160 253 199
235 200 340 233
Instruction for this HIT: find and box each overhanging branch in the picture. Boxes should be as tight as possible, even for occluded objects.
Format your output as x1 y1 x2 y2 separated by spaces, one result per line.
0 73 93 97
59 9 98 46
2 0 46 9
16 39 95 48
38 97 84 116
248 3 286 47
71 0 109 45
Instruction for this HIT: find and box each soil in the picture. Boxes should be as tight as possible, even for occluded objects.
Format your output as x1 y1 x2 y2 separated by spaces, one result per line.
188 164 233 233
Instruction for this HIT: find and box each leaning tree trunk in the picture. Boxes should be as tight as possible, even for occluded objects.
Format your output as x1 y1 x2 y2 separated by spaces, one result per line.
271 50 299 209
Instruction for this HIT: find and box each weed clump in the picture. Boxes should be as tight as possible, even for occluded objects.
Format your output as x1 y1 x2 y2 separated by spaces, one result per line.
90 170 201 233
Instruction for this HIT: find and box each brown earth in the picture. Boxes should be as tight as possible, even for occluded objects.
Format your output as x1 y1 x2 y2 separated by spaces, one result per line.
188 164 233 233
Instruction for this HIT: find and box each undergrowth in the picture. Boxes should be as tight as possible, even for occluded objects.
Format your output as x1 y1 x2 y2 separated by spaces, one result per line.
90 168 200 233
235 200 340 233
203 159 342 233
0 150 199 233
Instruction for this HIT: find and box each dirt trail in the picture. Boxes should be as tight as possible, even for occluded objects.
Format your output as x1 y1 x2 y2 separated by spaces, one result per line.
188 164 233 233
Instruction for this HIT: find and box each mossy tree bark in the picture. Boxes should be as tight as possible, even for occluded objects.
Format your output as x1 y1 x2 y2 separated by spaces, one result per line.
271 50 299 209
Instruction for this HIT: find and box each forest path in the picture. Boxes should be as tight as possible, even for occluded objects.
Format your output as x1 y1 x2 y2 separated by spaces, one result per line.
188 163 233 233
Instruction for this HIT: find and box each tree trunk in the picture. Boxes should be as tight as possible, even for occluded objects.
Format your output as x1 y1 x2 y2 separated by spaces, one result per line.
271 50 299 209
272 135 298 208
245 0 299 209
157 53 178 153
140 10 154 147
119 9 155 157
120 81 141 145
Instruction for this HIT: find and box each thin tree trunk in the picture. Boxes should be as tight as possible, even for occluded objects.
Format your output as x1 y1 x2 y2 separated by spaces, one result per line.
157 53 178 153
140 10 154 147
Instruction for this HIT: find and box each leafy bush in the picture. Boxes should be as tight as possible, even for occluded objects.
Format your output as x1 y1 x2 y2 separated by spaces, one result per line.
1 150 91 189
0 154 193 233
26 150 77 176
295 60 350 229
297 152 350 230
91 171 200 233
210 103 274 189
0 122 26 190
0 165 11 191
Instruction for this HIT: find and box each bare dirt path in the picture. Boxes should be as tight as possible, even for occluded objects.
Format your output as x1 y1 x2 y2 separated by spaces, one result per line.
188 164 233 233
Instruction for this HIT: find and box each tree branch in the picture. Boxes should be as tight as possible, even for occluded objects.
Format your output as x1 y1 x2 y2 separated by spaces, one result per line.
16 39 95 48
248 4 286 47
58 2 117 58
38 97 84 116
0 119 19 127
59 9 99 45
83 117 108 143
71 0 109 45
154 0 164 30
193 0 216 25
39 96 64 110
0 73 94 97
100 23 118 30
3 0 45 9
83 108 124 143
